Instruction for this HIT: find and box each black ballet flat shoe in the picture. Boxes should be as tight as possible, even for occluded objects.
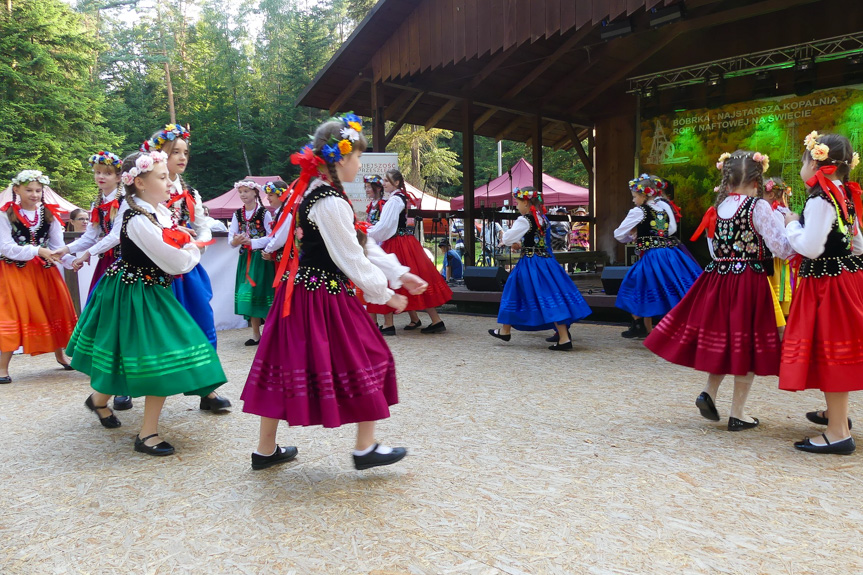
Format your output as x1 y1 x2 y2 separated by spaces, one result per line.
380 325 396 336
244 338 260 346
85 394 121 429
200 394 232 412
0 375 11 384
251 445 299 470
805 410 852 430
57 361 74 371
546 330 571 343
113 395 133 411
134 434 175 456
695 392 720 422
403 320 422 331
794 434 856 455
548 340 573 351
420 321 446 334
488 329 511 342
727 416 759 431
353 444 407 470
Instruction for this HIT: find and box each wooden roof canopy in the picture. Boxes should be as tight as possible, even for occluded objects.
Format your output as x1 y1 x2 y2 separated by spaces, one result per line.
298 0 860 149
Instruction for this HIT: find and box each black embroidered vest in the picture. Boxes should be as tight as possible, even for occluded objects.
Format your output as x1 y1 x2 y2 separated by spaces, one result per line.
798 191 863 278
168 186 195 228
367 198 385 225
104 210 173 287
93 194 122 259
635 203 677 251
2 206 53 268
391 191 410 235
705 196 773 275
520 215 551 258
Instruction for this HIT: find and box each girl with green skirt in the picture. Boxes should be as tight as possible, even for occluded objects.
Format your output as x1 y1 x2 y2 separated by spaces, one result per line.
68 150 227 457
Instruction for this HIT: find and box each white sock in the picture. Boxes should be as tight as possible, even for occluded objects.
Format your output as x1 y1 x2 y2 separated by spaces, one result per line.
354 443 393 456
254 446 278 457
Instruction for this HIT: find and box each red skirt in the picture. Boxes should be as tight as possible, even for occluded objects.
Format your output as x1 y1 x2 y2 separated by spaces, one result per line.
779 270 863 392
0 262 78 354
644 268 780 376
366 234 453 314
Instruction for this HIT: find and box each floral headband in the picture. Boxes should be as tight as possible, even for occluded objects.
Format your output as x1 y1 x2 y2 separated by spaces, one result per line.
121 151 168 186
235 180 263 193
263 181 288 197
88 151 121 168
804 130 860 169
765 180 792 195
11 170 50 187
628 173 665 197
141 123 191 153
364 174 383 185
513 187 542 202
716 151 770 173
320 113 363 163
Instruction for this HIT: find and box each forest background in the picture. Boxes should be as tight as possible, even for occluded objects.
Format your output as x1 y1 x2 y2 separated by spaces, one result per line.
0 0 588 209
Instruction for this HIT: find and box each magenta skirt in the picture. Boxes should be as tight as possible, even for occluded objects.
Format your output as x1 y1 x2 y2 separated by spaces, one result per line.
87 250 117 297
241 280 398 427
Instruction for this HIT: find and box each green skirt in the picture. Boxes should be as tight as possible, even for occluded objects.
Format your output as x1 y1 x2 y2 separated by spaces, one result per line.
67 271 227 398
234 248 275 319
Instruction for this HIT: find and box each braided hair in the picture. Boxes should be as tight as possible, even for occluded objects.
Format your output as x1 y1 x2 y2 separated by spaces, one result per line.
714 151 765 208
802 133 854 190
385 168 408 196
6 188 17 226
120 152 163 229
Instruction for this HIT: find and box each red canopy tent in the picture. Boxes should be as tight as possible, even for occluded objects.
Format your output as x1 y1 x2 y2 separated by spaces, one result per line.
203 176 282 220
0 185 82 221
450 158 589 210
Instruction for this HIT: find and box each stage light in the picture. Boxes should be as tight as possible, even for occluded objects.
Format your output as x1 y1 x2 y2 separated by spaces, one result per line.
794 58 816 96
706 74 724 108
649 3 685 28
753 71 776 99
600 18 633 41
640 86 658 117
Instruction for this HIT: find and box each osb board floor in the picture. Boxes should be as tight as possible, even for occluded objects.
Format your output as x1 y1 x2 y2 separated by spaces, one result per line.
1 315 861 575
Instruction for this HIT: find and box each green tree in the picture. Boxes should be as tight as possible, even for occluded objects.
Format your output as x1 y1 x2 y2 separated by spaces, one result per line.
388 125 461 192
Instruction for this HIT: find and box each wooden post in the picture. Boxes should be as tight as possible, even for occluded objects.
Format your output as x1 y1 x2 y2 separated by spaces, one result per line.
532 113 542 191
462 99 476 266
371 82 386 152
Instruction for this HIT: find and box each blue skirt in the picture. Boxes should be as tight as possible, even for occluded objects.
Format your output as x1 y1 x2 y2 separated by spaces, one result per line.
497 255 592 331
615 246 702 318
172 262 218 349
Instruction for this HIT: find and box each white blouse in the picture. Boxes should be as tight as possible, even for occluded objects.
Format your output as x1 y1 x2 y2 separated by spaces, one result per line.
501 216 531 246
86 200 127 258
707 195 794 260
169 176 212 244
306 181 409 305
0 208 66 261
66 190 118 254
786 180 863 259
263 213 294 254
126 200 201 275
228 207 274 250
368 194 405 244
614 199 678 243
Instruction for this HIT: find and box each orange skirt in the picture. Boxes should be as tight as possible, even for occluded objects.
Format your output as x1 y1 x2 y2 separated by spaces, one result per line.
0 262 78 354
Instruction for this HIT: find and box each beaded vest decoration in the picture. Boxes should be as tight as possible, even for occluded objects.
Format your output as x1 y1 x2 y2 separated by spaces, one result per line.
798 191 863 278
1 206 53 268
705 196 772 275
520 215 552 258
104 210 174 287
367 198 385 226
634 204 678 251
391 191 412 236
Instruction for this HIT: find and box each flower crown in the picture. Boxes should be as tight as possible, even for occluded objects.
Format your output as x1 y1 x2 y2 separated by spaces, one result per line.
141 123 191 152
235 179 263 193
88 151 121 168
716 151 769 173
263 181 288 196
628 173 665 197
513 187 542 202
320 113 363 164
121 151 168 186
364 174 383 185
804 130 860 169
765 179 792 195
11 170 50 187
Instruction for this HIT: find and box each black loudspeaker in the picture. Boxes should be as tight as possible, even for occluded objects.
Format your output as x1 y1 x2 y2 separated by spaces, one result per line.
601 266 631 296
463 266 509 291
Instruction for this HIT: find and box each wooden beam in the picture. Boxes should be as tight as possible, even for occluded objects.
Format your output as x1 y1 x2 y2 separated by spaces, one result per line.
563 122 590 172
424 98 458 130
495 115 528 142
473 108 497 130
382 89 415 121
329 75 364 115
371 82 385 152
384 92 425 147
468 44 520 90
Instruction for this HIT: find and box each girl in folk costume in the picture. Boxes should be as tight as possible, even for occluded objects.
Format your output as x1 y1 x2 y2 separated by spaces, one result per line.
364 174 386 225
55 151 124 296
241 114 428 471
0 171 77 383
367 169 452 335
644 151 794 431
488 187 592 351
780 132 863 455
762 177 794 325
67 151 227 456
261 180 292 263
613 175 702 338
229 180 275 346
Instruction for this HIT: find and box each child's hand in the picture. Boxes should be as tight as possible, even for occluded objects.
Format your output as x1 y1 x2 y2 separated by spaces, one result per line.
784 212 800 225
230 233 247 247
510 242 521 251
72 252 90 270
261 251 273 261
400 273 428 295
52 246 70 257
386 294 408 313
37 247 58 263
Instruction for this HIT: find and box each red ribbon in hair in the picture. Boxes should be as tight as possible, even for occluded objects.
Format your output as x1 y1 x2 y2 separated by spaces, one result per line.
44 204 67 222
690 206 718 241
1 203 31 227
91 198 119 224
808 166 863 236
166 190 197 223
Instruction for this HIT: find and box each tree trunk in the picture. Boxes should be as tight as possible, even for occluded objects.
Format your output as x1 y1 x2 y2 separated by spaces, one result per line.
156 3 177 123
410 126 420 185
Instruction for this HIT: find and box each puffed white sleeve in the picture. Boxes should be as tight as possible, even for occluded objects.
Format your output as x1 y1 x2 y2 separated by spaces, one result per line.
368 195 404 243
0 212 38 261
785 197 835 260
126 216 201 276
87 202 126 257
364 235 410 288
309 196 393 305
263 213 293 254
190 190 212 244
47 218 66 251
501 216 531 245
250 211 274 250
228 213 239 248
752 199 794 260
65 221 102 254
613 207 644 243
